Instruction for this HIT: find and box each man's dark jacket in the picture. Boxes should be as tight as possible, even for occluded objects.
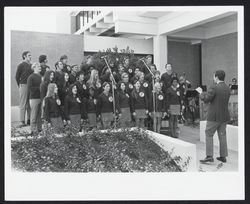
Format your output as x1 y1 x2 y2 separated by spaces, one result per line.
200 81 230 123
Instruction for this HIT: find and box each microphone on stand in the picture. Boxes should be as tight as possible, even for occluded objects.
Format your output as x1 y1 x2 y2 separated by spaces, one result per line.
139 57 145 61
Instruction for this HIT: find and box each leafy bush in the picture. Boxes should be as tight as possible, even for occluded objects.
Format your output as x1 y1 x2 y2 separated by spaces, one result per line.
83 46 144 72
11 128 189 172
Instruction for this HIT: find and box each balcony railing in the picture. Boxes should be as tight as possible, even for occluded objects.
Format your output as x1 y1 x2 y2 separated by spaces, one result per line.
75 11 101 33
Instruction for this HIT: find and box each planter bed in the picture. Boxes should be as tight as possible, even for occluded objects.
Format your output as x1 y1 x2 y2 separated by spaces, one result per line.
11 127 194 172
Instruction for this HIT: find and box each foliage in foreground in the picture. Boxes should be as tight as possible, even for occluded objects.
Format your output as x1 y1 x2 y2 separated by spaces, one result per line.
11 128 189 172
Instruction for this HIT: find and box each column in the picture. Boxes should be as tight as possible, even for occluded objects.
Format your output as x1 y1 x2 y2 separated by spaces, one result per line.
153 35 168 74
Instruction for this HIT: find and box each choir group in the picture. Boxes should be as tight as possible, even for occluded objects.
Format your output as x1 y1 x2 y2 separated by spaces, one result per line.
16 51 192 138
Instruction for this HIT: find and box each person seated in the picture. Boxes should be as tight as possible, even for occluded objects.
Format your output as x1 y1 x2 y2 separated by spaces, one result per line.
179 74 191 106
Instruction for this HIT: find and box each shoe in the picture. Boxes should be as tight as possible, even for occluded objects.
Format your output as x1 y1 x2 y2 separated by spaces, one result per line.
26 119 30 125
200 156 214 163
216 157 227 163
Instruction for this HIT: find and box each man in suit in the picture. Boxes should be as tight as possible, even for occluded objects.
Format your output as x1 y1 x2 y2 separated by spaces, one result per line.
197 70 230 163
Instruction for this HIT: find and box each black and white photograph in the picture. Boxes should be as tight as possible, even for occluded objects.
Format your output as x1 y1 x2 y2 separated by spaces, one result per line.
4 6 244 201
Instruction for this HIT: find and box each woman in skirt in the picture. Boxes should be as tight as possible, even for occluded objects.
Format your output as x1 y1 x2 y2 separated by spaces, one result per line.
44 83 64 131
149 82 168 133
131 80 149 129
64 84 83 132
117 81 132 128
97 82 117 129
85 86 98 130
166 77 182 138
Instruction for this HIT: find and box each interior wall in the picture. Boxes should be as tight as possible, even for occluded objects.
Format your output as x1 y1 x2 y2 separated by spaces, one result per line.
201 32 238 87
168 41 201 88
11 30 84 106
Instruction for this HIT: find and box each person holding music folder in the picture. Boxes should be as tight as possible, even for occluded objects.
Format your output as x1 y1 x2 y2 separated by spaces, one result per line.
131 80 149 129
97 82 119 129
149 82 168 133
117 81 132 128
166 77 182 138
44 83 64 131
